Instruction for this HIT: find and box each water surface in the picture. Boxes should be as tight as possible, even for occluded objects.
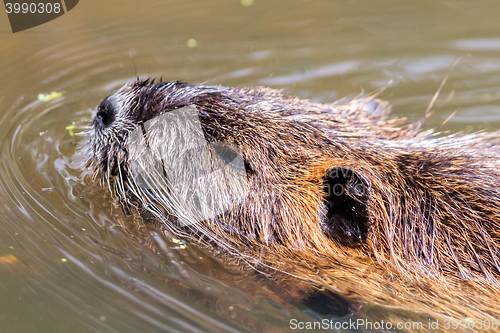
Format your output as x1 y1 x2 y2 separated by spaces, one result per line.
2 1 500 332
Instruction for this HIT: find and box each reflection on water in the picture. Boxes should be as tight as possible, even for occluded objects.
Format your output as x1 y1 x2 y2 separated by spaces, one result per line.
259 60 360 85
452 38 500 51
446 105 500 123
1 0 500 331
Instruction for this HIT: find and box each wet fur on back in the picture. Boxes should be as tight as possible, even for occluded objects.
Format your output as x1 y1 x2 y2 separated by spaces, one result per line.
87 79 500 325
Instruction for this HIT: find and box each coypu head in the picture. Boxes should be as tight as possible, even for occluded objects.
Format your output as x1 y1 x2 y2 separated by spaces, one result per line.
90 80 217 177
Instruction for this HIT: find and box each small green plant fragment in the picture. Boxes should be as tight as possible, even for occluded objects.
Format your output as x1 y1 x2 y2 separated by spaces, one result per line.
66 123 76 137
172 238 187 249
187 38 197 48
38 91 63 102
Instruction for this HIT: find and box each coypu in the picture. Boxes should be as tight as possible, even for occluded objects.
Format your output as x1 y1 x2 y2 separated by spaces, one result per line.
87 79 500 327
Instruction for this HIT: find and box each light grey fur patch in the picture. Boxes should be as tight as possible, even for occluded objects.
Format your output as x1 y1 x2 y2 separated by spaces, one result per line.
128 105 248 226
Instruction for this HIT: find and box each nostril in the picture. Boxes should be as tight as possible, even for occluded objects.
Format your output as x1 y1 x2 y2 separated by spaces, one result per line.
96 110 114 128
95 96 116 128
97 111 109 126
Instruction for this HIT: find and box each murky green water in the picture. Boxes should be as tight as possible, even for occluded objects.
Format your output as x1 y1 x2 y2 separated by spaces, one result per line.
2 0 500 332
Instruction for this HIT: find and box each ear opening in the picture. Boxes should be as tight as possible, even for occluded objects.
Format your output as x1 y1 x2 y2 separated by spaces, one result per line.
320 167 371 245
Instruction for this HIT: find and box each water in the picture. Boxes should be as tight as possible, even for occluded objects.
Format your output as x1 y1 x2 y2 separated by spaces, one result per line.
1 0 500 332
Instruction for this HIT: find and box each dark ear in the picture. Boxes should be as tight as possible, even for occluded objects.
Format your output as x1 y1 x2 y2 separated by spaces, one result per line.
320 167 371 245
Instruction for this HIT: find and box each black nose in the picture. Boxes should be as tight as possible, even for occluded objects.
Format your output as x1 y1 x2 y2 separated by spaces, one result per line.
95 97 115 128
96 111 110 126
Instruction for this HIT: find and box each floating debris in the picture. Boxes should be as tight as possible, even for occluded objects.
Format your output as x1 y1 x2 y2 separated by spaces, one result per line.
66 123 76 136
187 38 197 48
241 0 254 6
172 238 187 249
0 254 18 264
38 91 62 102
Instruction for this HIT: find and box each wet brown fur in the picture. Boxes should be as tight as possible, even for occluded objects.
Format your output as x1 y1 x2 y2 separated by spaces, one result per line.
87 79 500 329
